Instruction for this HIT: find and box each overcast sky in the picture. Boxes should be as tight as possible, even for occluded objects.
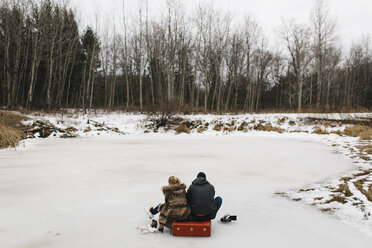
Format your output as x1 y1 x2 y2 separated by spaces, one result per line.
71 0 372 49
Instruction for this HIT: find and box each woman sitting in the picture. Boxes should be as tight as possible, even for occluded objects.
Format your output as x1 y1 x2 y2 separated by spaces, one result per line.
145 176 191 232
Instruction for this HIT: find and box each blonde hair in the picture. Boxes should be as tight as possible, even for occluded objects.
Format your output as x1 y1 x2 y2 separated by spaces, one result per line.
168 176 181 185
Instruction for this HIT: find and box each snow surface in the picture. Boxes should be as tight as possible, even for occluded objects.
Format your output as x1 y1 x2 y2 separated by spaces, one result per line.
1 135 372 247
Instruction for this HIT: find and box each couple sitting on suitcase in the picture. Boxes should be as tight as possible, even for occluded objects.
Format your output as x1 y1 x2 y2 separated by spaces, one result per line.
145 172 222 232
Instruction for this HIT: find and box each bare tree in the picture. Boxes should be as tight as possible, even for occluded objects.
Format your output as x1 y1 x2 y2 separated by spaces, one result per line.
281 20 312 112
243 16 259 112
311 0 337 108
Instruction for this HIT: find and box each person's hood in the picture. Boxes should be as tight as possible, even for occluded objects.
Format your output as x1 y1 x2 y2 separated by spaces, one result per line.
192 177 209 185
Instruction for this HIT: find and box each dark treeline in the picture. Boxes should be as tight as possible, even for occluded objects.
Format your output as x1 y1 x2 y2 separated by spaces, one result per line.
0 0 371 112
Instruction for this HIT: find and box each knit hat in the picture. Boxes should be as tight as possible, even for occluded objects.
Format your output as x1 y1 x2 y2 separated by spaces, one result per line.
197 172 206 179
168 176 181 185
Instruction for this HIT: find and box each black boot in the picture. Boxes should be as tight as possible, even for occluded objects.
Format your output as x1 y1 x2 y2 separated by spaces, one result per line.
151 219 158 228
220 214 237 222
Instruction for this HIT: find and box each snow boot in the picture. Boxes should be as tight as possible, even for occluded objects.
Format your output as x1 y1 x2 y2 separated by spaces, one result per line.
220 214 237 223
151 219 158 228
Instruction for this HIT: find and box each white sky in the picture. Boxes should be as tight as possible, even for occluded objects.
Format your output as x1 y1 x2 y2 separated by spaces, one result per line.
71 0 372 49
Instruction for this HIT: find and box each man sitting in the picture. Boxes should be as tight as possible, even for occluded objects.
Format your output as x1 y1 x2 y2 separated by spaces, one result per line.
186 172 222 221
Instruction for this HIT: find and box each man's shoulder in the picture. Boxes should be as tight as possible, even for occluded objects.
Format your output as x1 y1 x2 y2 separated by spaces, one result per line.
205 180 214 186
205 181 215 191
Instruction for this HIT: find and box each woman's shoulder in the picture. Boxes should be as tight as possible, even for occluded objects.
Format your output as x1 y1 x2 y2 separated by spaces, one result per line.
162 183 187 192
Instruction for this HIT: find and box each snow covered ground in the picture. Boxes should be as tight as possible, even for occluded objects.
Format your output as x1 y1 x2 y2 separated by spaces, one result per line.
1 136 371 248
1 111 371 247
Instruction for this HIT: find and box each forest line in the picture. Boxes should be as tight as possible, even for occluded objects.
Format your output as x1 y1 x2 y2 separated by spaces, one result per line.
0 0 371 112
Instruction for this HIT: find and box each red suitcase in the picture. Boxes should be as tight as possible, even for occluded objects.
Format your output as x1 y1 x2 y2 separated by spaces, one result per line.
172 221 211 237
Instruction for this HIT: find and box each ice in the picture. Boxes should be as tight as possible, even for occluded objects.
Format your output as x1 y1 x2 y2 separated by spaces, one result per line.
1 135 371 247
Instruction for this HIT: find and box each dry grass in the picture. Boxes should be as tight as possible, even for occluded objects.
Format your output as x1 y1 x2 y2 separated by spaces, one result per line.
0 111 29 127
197 126 207 133
0 111 29 148
83 127 91 133
274 192 286 196
227 120 235 127
290 130 305 133
277 117 287 125
320 208 332 212
299 188 315 192
325 195 347 204
358 154 370 161
330 130 343 136
288 120 296 126
354 177 372 202
65 127 78 132
313 126 329 135
323 122 339 128
353 171 370 177
0 123 26 148
175 123 190 134
356 144 372 155
343 125 372 140
213 124 223 131
253 123 284 133
223 126 235 132
332 182 353 197
237 122 247 131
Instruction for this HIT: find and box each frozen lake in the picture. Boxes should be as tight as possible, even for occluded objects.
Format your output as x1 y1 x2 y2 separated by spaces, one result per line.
0 136 371 248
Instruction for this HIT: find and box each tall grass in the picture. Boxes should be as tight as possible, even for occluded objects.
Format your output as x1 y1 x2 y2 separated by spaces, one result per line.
0 111 28 148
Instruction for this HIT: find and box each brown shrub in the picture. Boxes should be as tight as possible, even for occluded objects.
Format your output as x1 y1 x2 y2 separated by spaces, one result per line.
359 154 370 161
332 182 353 197
0 123 26 148
227 120 235 127
354 177 372 202
298 188 315 192
0 111 29 127
223 126 234 132
237 122 247 131
175 124 190 134
197 126 207 133
356 145 372 155
65 127 78 132
325 195 347 204
330 130 343 136
84 127 91 133
353 171 370 177
0 111 29 148
313 126 329 135
343 125 372 140
213 124 223 131
253 123 284 133
320 208 332 212
323 122 333 128
277 117 287 125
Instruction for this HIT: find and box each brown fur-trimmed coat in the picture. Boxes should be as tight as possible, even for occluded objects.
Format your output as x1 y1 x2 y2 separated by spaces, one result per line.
158 183 191 228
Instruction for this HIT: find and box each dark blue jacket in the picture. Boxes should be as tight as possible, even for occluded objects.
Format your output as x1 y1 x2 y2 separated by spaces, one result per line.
186 177 217 216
